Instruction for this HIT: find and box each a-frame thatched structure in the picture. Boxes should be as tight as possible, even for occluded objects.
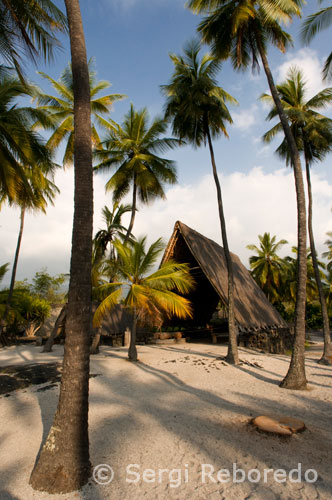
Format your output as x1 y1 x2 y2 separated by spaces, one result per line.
161 221 291 352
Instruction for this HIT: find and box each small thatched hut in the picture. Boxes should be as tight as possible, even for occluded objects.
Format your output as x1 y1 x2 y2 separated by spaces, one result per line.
161 221 291 353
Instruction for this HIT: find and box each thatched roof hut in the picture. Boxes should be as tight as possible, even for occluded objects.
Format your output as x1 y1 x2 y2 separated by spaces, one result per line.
161 221 288 334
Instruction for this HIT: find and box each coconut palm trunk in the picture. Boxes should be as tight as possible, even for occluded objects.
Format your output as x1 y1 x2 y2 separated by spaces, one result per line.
304 149 331 364
206 125 239 364
42 304 67 353
0 206 25 342
124 176 137 243
128 306 138 361
90 328 101 354
256 38 308 390
29 0 93 493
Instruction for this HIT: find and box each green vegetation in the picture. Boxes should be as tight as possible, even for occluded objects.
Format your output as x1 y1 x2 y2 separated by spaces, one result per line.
94 104 178 241
93 236 194 361
261 66 332 362
0 269 67 337
247 232 332 330
33 59 126 166
1 0 332 494
162 38 239 364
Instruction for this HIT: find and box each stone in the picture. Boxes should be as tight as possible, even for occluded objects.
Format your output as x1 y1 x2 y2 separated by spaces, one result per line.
252 415 305 436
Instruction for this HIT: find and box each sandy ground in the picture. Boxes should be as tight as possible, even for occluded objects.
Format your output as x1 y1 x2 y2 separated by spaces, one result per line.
0 341 331 500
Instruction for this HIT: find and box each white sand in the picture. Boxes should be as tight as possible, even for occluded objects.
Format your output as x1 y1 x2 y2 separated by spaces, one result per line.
0 342 331 500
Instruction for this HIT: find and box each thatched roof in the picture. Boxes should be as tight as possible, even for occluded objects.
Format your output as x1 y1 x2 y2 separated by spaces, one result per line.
161 221 287 332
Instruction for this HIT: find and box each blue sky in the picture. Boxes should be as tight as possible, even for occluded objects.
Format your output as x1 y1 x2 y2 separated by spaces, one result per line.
1 0 332 282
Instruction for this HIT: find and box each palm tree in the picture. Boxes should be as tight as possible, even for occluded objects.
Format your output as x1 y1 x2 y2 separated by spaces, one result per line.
0 77 58 341
93 236 195 361
0 163 59 342
187 0 308 389
302 1 332 80
0 0 67 79
0 263 8 284
29 0 93 493
93 202 132 263
325 268 332 313
161 39 239 364
33 59 126 166
261 66 332 363
0 76 54 202
323 231 332 273
247 233 288 303
0 262 9 344
94 104 178 241
282 247 326 305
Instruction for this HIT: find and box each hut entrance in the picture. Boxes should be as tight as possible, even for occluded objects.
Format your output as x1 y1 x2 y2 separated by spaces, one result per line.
161 231 229 343
160 221 290 352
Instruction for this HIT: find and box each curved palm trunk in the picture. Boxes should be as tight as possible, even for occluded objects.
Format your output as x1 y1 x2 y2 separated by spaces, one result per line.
30 0 93 493
257 39 307 389
124 176 137 243
206 125 239 365
90 328 101 354
304 152 331 364
0 206 25 344
42 304 67 353
128 306 138 361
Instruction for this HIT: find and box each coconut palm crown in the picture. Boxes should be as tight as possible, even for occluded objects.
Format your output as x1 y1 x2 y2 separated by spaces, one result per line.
33 59 126 166
161 39 237 144
302 1 332 80
93 236 194 360
94 104 179 241
0 0 67 79
247 232 288 303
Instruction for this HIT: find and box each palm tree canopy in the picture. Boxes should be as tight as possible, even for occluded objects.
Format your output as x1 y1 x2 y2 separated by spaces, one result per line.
187 0 303 72
93 202 132 262
33 59 127 166
283 246 326 302
0 0 67 79
93 236 195 327
301 2 332 80
94 104 178 205
246 232 288 302
161 39 237 146
0 76 56 202
261 66 332 166
0 263 9 284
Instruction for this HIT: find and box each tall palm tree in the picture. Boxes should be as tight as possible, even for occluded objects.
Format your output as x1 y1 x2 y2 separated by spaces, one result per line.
0 164 59 342
33 59 126 166
30 0 93 493
261 66 332 363
323 231 332 273
93 202 132 263
0 0 67 79
302 1 332 80
247 233 288 303
94 104 178 241
93 236 195 361
187 0 308 389
161 39 239 364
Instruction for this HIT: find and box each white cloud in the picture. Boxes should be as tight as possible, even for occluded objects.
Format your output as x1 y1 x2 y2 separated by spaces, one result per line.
232 105 258 131
1 166 331 282
276 48 330 100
